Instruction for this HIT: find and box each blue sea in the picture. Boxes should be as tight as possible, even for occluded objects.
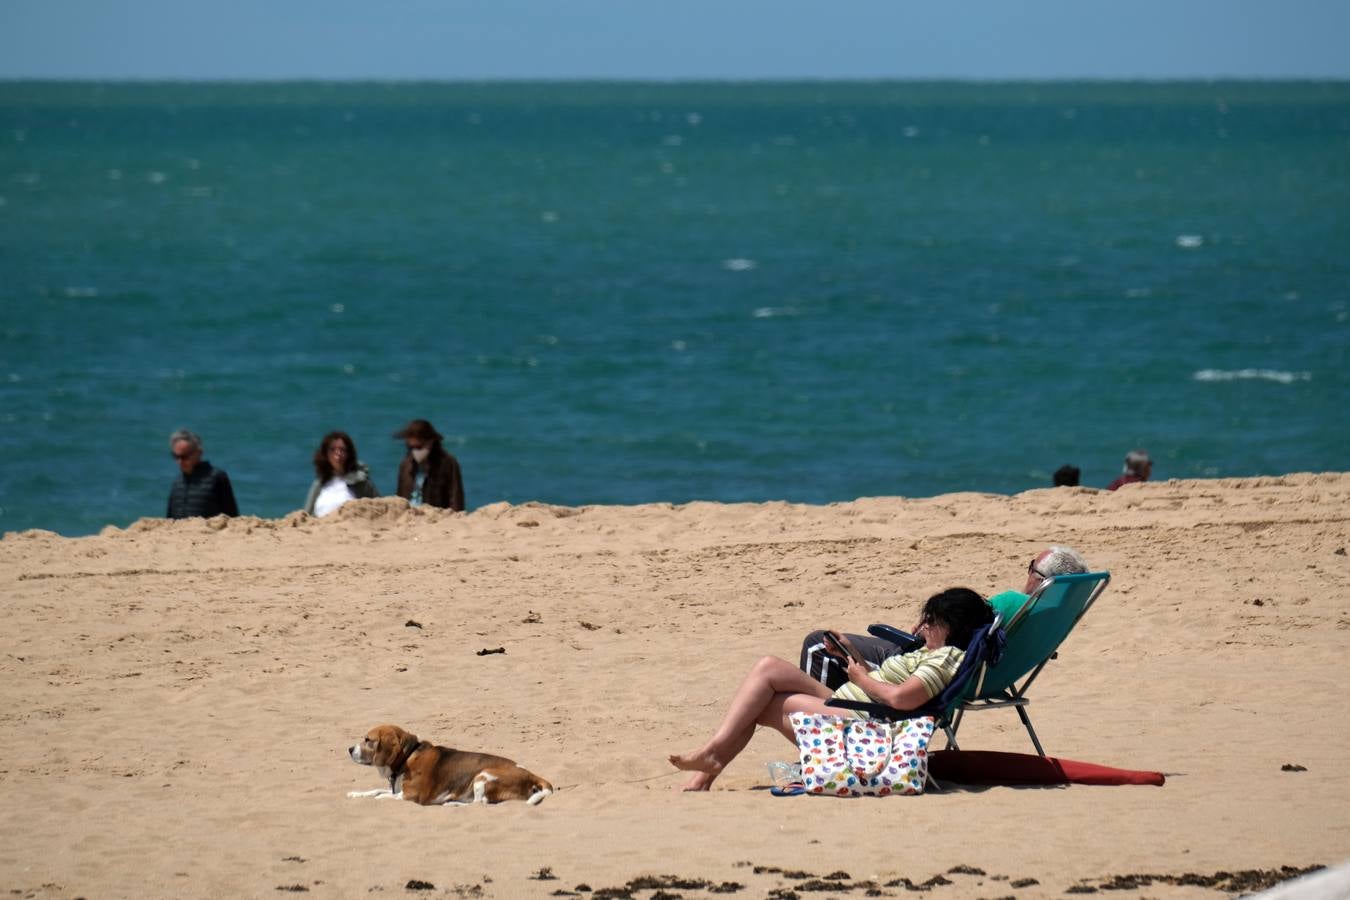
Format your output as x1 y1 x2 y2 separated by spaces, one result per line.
1 81 1347 536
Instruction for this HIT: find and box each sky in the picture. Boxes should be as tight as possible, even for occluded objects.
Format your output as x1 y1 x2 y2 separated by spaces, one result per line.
2 0 1349 81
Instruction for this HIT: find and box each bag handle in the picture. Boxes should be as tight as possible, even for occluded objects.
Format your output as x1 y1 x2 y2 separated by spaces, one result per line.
845 720 894 779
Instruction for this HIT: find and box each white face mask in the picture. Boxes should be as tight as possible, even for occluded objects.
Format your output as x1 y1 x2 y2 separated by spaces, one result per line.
411 447 430 464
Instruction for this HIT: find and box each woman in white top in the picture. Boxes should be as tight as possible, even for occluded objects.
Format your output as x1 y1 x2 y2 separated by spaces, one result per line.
303 431 379 517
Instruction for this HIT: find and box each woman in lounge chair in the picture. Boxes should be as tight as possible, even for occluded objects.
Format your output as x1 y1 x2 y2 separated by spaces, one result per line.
668 587 993 791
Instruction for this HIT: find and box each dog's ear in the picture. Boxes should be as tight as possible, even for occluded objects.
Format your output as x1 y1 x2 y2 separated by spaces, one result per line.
400 733 420 758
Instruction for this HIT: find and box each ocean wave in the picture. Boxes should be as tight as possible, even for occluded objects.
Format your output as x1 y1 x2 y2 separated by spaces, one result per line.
1193 368 1311 384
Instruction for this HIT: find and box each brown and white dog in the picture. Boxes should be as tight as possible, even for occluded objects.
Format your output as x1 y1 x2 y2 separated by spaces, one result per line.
347 724 553 806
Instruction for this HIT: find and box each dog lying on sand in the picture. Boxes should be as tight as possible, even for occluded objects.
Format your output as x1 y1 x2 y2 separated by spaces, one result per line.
347 723 553 805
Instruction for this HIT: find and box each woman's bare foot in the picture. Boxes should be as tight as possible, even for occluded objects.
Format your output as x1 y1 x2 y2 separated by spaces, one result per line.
673 771 715 792
667 749 723 775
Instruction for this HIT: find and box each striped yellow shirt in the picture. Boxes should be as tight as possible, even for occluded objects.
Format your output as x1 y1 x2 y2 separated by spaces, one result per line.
830 644 965 712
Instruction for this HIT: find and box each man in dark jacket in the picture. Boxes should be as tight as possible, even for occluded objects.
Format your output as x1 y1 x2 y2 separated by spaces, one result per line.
393 418 465 511
166 428 240 519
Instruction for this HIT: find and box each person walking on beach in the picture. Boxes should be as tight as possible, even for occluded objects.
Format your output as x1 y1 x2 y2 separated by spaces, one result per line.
798 545 1090 690
303 430 379 517
1107 449 1152 491
393 419 465 511
165 428 239 519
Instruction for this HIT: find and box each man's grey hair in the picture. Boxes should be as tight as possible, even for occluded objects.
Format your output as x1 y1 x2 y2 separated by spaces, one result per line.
1123 448 1151 475
169 428 203 452
1041 545 1089 576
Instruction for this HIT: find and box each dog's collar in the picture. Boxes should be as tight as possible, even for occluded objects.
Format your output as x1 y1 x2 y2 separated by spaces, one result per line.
387 741 424 794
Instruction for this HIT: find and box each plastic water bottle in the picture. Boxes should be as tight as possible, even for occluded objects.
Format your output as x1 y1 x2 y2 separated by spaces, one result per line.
766 760 802 787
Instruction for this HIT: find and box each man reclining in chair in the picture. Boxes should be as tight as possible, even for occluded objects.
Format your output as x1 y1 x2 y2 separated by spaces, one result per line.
799 545 1090 690
669 588 994 791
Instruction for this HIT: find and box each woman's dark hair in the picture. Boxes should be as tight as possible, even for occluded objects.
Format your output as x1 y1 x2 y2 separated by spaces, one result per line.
919 587 995 650
314 431 358 481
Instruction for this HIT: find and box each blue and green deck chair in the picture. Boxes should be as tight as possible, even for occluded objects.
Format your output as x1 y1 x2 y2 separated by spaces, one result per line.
826 571 1111 756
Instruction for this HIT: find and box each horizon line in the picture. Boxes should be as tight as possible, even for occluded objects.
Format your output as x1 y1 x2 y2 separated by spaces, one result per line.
3 74 1350 86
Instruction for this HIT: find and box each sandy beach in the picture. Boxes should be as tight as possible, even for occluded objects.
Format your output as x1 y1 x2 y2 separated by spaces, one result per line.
2 473 1348 899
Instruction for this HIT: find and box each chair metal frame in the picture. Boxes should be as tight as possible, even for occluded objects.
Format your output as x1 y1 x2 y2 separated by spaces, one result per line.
947 571 1111 755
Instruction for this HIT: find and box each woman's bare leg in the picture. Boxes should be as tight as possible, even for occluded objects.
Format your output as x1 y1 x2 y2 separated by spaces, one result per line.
761 692 844 743
669 655 831 790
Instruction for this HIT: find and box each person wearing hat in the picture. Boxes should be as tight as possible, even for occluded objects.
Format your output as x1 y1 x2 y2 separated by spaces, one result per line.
393 419 465 511
1107 449 1152 491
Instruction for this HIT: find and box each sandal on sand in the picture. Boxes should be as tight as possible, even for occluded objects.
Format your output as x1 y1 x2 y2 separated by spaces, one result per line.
770 782 806 797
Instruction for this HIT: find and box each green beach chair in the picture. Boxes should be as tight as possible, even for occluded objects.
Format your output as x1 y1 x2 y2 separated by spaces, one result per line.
947 570 1111 756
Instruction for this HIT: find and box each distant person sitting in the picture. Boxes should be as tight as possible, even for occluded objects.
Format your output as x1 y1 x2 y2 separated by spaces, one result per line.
799 545 1090 690
166 429 239 519
394 419 465 511
1107 449 1152 491
304 430 379 517
1053 464 1081 487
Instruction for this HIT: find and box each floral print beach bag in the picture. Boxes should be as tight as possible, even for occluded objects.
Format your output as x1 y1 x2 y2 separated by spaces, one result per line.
789 712 935 797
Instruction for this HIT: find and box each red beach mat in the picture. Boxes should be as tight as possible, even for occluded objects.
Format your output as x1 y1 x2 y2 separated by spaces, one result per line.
928 750 1164 786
